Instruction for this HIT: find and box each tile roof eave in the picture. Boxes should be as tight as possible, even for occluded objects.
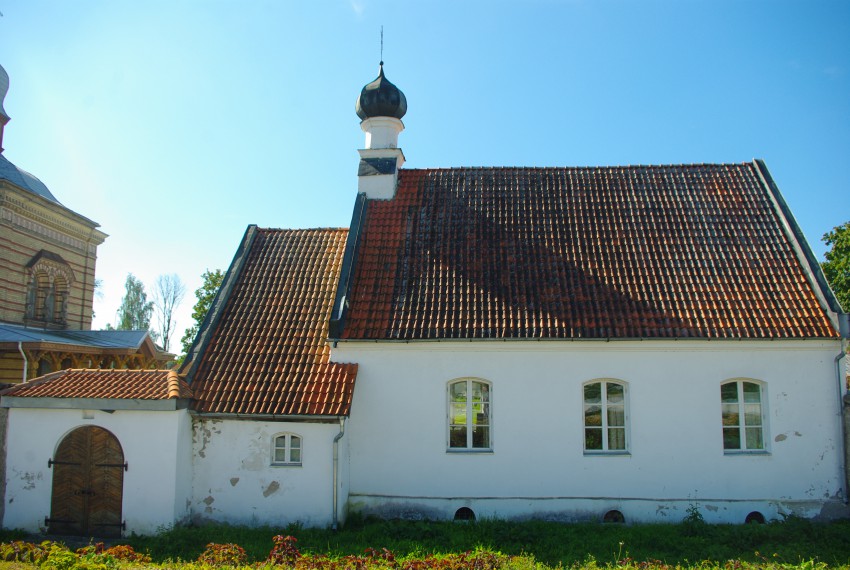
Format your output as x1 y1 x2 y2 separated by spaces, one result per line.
753 159 849 338
1 395 190 411
189 411 350 422
333 336 840 343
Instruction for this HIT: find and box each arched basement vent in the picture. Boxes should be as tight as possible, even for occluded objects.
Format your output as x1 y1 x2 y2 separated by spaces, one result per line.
745 511 765 524
454 507 475 521
603 510 625 523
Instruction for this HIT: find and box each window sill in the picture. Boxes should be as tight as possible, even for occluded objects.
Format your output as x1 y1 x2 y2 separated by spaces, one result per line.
723 450 770 456
583 451 631 457
271 463 303 467
446 449 493 454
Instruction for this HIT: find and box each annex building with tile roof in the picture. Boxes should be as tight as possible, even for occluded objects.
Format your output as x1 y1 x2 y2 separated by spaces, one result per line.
2 63 848 537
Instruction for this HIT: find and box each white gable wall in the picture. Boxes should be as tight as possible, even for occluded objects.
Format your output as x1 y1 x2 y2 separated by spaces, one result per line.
2 407 192 534
334 339 846 523
191 418 347 528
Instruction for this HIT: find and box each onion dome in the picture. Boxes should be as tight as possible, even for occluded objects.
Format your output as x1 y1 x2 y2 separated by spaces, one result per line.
355 62 407 120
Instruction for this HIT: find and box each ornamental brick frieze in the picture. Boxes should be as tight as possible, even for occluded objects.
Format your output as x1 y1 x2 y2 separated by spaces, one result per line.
0 191 105 251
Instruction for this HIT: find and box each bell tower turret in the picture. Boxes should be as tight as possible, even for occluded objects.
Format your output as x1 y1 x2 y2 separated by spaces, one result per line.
355 62 406 200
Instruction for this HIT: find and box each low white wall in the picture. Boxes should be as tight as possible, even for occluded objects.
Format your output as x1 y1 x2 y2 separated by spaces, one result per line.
335 339 847 523
191 418 346 528
2 407 191 535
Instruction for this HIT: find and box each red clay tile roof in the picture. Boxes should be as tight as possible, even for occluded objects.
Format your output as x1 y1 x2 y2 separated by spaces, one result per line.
341 163 837 340
1 369 193 400
189 228 357 415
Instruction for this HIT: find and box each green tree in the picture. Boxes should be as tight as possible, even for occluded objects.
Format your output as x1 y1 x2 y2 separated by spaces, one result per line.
180 269 224 358
114 273 155 333
821 221 850 313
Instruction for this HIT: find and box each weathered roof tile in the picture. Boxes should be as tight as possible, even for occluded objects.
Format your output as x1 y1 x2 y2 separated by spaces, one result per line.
1 369 192 400
342 164 837 340
190 228 357 416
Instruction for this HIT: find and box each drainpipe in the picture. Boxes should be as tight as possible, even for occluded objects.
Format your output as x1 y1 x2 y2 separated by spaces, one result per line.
836 342 848 504
332 417 346 530
17 342 27 383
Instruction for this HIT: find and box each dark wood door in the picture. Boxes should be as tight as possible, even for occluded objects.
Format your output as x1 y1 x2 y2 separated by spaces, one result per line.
49 426 124 537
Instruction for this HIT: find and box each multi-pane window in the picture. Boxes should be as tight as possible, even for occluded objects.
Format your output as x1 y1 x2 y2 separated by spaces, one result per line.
272 433 302 465
583 380 627 452
721 381 764 451
448 379 491 450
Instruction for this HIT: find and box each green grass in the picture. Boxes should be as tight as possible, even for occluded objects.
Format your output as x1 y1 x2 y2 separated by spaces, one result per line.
111 517 850 567
3 518 849 568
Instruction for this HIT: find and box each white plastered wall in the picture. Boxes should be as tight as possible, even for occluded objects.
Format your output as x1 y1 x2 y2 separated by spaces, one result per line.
2 407 192 534
334 339 847 523
191 418 347 528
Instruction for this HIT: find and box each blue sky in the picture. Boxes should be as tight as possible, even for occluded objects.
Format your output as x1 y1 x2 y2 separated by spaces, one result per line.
1 0 848 352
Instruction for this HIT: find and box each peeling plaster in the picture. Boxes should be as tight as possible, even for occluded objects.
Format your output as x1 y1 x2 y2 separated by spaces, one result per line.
775 431 803 443
263 481 280 497
230 477 240 487
194 420 222 459
203 496 215 505
13 469 42 490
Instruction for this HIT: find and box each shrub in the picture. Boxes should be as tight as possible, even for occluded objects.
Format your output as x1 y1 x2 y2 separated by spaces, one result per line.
0 540 54 563
197 542 248 567
267 535 301 567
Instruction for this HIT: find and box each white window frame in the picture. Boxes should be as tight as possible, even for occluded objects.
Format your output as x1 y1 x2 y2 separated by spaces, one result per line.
271 432 303 466
720 379 768 454
447 378 492 452
582 379 629 455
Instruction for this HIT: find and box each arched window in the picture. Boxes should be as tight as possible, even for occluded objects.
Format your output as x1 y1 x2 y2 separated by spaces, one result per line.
24 250 74 326
448 378 491 450
583 380 628 453
721 380 766 452
272 433 302 466
52 276 69 324
32 270 50 320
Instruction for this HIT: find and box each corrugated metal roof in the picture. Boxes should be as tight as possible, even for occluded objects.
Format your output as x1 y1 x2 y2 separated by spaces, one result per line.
0 324 151 350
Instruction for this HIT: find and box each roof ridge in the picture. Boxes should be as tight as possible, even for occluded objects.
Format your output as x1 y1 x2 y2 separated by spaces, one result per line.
398 162 752 172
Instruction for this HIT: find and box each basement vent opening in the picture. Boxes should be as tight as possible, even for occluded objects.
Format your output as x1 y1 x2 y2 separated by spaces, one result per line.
454 507 475 521
603 510 625 523
745 511 765 524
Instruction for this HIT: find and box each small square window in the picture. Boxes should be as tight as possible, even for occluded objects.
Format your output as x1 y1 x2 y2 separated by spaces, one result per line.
272 433 303 466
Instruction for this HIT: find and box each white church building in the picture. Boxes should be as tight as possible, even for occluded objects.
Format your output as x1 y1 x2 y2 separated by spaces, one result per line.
2 63 848 537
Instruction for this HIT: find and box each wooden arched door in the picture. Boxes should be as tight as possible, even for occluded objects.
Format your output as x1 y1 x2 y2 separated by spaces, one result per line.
48 426 125 537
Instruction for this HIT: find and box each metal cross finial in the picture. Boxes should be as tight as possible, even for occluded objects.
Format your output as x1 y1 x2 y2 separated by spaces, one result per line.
380 26 384 66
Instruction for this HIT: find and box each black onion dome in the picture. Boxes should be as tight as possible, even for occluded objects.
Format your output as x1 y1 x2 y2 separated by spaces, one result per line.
355 63 407 120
